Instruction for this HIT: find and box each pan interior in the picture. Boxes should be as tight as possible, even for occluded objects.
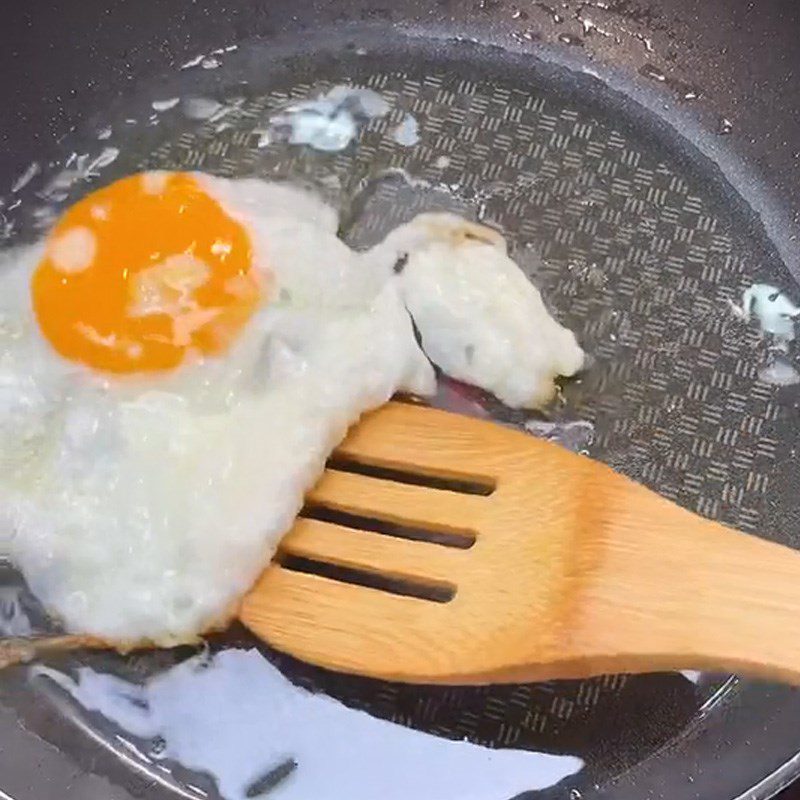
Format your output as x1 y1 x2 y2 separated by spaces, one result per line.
2 30 800 800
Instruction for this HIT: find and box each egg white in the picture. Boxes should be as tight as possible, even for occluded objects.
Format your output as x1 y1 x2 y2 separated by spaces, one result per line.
0 177 583 644
378 213 585 408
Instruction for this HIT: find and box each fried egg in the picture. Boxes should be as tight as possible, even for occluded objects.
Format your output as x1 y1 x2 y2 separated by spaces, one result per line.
0 172 433 643
0 173 582 644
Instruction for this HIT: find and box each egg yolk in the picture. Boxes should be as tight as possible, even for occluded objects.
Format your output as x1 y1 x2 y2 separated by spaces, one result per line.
32 172 262 374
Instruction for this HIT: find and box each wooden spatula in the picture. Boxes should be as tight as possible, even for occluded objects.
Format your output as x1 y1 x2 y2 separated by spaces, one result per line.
242 400 800 685
5 401 800 685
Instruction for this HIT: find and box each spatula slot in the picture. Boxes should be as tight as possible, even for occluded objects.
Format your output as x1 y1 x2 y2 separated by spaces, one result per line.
300 504 476 549
327 455 495 496
277 554 456 603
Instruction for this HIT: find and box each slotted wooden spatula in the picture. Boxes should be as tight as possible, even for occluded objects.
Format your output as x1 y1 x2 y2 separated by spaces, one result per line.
242 400 800 685
5 401 800 685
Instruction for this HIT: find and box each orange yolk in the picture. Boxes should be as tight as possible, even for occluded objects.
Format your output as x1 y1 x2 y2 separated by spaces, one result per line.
32 172 262 374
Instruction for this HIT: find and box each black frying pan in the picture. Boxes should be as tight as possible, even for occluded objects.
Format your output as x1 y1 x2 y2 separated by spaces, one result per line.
2 2 800 800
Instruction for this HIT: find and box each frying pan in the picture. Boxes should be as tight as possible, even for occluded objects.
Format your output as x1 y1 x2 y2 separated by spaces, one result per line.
2 1 800 799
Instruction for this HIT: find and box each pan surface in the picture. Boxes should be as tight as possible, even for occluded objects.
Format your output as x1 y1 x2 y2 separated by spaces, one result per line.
2 3 800 800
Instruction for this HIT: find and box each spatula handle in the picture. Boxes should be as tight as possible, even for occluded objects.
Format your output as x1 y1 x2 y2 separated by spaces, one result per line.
570 473 800 683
